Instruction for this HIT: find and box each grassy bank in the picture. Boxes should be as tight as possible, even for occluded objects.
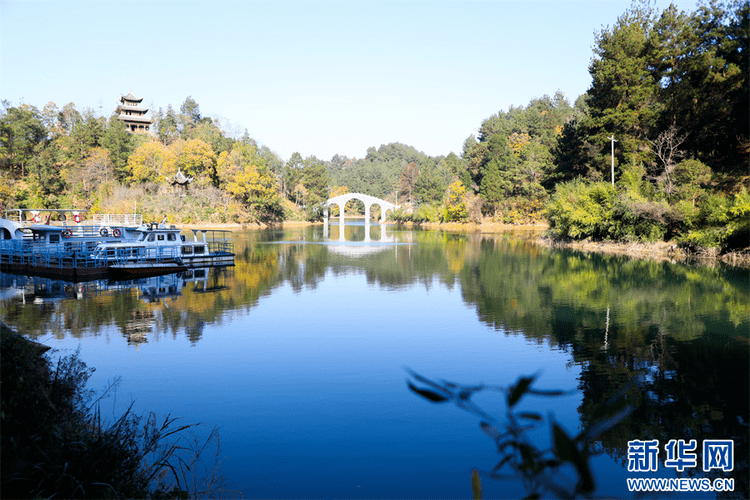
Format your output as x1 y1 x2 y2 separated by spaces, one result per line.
0 324 224 499
399 219 750 268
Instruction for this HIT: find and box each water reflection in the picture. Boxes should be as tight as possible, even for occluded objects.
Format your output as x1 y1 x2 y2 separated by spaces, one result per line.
1 225 747 498
0 268 232 345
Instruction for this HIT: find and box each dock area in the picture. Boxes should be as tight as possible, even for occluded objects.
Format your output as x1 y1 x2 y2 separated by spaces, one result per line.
0 240 226 281
0 240 109 280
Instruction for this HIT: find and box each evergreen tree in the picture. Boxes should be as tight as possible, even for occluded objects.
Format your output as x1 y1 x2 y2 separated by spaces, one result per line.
301 156 329 205
0 102 48 177
101 115 136 182
586 1 660 172
480 158 504 212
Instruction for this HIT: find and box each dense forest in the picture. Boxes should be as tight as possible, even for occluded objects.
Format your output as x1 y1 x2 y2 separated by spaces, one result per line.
1 0 747 251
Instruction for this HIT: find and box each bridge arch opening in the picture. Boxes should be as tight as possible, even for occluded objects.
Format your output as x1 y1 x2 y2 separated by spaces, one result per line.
322 193 399 240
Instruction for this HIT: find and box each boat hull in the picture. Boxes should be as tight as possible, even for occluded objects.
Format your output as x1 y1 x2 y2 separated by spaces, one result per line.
109 262 188 279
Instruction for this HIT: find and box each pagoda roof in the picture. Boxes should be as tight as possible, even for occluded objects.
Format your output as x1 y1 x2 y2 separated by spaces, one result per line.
118 114 153 123
117 104 149 113
120 91 144 103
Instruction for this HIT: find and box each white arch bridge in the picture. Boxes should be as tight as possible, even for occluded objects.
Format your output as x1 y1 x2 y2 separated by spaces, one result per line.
322 193 398 225
322 193 399 242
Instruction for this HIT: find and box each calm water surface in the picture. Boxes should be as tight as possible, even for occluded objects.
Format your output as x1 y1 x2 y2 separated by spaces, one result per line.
1 223 748 499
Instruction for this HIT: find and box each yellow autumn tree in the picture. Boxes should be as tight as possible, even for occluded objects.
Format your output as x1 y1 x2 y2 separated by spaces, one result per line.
227 164 282 221
215 142 263 191
126 140 175 184
170 138 216 186
443 180 468 222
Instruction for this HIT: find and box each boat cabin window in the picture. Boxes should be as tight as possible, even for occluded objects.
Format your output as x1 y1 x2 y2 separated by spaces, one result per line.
180 235 186 242
147 234 155 242
194 246 205 254
158 234 165 241
182 246 193 255
49 233 60 243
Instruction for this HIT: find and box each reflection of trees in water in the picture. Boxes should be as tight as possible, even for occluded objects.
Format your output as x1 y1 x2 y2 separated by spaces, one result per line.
2 267 237 346
2 227 748 494
576 332 748 498
456 235 749 497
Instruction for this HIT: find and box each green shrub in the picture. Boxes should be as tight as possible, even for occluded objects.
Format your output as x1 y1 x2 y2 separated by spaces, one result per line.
387 205 441 224
389 207 411 223
610 199 669 242
546 180 616 239
498 197 546 224
679 189 750 251
412 204 441 223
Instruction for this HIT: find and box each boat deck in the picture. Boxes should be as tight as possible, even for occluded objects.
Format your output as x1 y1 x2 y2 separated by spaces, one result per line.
0 238 234 281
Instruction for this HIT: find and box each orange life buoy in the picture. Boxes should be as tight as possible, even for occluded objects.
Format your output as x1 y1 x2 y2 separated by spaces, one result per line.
100 228 108 237
73 214 81 223
62 229 72 238
113 228 122 238
32 214 41 223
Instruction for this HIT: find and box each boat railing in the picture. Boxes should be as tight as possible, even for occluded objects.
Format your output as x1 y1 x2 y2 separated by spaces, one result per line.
0 240 104 269
206 240 234 254
4 210 142 228
0 240 185 269
104 246 183 266
194 230 234 255
93 214 143 227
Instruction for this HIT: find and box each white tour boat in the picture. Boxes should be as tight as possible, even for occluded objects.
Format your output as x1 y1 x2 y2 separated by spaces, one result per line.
91 221 234 277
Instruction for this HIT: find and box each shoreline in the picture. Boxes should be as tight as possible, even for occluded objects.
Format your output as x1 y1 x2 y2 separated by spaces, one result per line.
425 221 750 268
182 219 749 269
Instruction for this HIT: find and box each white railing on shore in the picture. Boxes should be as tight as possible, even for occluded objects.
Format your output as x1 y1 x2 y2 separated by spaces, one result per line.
93 214 143 227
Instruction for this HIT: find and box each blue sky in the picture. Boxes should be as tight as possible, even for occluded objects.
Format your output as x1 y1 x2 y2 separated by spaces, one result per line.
2 0 699 161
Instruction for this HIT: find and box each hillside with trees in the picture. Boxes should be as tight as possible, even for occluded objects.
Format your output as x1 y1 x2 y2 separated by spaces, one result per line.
1 0 747 253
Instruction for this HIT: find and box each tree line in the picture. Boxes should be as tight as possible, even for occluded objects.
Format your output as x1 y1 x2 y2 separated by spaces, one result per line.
0 0 747 249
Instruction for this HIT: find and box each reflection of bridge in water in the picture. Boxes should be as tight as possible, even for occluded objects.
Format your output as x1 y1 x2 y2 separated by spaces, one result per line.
325 242 394 258
322 193 399 243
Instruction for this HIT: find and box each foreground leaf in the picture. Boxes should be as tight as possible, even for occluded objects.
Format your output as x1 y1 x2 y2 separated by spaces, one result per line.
407 381 449 403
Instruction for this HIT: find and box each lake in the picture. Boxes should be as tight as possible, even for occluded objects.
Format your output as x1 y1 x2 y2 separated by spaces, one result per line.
1 222 747 499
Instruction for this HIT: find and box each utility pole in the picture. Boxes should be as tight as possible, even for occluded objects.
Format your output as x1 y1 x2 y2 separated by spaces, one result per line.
607 135 617 187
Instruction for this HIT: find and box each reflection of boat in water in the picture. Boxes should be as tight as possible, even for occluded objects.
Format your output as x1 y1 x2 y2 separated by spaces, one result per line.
0 267 230 305
0 267 232 349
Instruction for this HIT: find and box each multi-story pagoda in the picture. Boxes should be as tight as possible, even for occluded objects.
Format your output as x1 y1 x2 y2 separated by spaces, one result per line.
117 91 153 133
